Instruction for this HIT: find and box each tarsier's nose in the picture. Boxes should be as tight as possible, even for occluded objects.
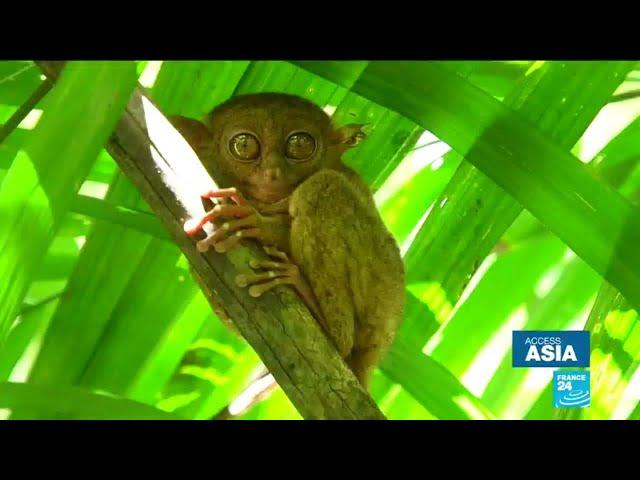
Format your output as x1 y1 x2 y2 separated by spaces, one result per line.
262 150 284 181
264 167 283 181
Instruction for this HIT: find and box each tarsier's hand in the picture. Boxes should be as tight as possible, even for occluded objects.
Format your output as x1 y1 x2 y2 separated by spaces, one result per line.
184 187 290 254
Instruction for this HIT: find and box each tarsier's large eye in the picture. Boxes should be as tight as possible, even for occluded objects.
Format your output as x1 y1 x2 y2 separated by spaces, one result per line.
285 132 316 161
229 133 260 161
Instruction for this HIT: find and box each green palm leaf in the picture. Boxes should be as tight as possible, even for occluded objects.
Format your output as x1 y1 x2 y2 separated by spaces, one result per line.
0 381 180 420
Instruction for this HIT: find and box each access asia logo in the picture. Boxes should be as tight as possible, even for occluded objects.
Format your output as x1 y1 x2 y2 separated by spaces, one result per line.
512 331 590 368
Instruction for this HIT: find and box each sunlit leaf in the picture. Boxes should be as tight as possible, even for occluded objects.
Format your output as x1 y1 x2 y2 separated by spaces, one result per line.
0 381 180 420
0 61 137 346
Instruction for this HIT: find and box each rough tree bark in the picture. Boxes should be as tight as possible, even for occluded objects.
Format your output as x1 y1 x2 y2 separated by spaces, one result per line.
36 61 385 420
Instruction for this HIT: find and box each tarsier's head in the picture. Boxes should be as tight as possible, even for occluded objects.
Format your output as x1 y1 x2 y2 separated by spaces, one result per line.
171 93 366 204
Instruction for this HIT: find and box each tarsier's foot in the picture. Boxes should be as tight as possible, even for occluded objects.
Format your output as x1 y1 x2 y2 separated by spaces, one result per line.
184 188 264 254
235 246 326 325
235 245 292 297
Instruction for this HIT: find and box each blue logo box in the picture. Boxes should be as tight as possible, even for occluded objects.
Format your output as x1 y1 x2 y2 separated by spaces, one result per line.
553 370 590 408
512 331 590 368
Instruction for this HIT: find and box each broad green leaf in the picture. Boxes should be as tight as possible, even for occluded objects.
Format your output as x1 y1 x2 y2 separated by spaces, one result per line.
403 61 627 303
0 381 181 420
71 194 169 239
127 294 213 404
1 125 28 174
595 118 640 183
26 228 84 285
441 61 533 99
28 174 153 385
77 241 200 393
240 386 302 420
173 347 261 419
525 383 554 420
380 331 494 420
369 372 436 419
0 61 137 346
0 62 42 106
231 61 341 104
151 61 251 117
156 308 254 418
377 384 436 420
0 299 58 382
84 149 119 184
377 139 460 248
381 292 495 420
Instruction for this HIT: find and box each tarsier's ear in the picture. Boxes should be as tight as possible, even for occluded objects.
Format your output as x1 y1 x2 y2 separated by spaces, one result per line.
331 124 368 148
168 115 211 155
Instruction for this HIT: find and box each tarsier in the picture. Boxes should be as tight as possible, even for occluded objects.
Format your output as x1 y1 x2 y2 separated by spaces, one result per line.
171 93 405 389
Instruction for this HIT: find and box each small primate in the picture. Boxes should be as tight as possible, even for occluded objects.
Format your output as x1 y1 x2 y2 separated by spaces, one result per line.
171 93 405 389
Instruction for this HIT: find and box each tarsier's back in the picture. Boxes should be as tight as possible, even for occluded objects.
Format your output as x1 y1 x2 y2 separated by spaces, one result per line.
173 92 405 389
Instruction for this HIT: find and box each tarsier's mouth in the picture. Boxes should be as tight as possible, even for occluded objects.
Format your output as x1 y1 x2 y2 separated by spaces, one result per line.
249 183 291 203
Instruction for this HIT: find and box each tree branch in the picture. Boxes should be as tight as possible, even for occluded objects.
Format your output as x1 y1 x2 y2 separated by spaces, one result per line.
36 61 385 420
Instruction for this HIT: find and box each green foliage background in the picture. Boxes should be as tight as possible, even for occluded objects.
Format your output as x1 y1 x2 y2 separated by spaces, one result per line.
1 60 640 420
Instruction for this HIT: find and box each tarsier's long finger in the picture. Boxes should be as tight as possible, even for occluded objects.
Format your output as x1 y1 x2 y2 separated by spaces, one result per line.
184 204 253 235
201 215 259 245
262 245 289 262
248 259 292 271
221 215 258 233
198 227 262 253
247 277 297 298
235 270 290 288
201 187 247 206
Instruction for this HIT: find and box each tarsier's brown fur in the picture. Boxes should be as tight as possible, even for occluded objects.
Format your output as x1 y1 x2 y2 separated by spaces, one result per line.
172 93 405 389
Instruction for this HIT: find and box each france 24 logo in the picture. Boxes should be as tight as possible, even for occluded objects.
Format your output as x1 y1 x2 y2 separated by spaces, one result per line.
553 371 590 408
512 331 590 368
